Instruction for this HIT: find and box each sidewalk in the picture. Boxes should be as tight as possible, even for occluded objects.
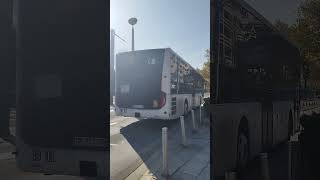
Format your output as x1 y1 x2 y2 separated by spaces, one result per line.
126 119 210 180
238 131 312 180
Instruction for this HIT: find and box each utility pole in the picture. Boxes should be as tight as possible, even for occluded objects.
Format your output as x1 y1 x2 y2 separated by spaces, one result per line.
110 29 115 104
110 29 126 105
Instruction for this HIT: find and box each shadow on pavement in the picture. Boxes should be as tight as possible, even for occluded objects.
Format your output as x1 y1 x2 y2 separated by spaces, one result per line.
119 117 179 176
117 109 203 179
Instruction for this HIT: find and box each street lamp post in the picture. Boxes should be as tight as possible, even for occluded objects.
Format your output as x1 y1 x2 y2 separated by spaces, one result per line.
128 17 137 51
110 29 115 104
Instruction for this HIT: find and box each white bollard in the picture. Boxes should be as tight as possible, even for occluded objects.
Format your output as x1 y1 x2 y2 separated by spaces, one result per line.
199 105 202 126
225 171 237 180
180 116 187 146
288 141 292 180
260 153 270 180
162 127 169 176
191 110 196 131
288 141 300 180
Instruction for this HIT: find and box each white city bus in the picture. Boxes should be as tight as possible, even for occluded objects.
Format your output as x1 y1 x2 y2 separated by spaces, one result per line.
115 48 205 119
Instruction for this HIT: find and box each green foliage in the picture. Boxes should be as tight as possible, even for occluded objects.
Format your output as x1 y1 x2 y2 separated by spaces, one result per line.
274 0 320 89
197 49 210 90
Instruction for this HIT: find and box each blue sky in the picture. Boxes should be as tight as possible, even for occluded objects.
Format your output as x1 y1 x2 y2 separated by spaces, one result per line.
110 0 301 69
110 0 210 69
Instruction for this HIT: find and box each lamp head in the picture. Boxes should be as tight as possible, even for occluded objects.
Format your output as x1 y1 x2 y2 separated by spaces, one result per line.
128 17 137 26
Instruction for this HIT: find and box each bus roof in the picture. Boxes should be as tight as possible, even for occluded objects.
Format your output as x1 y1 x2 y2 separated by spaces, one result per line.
116 48 167 56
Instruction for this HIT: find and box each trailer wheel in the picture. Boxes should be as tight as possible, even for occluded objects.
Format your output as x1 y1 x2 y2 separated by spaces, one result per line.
236 126 249 171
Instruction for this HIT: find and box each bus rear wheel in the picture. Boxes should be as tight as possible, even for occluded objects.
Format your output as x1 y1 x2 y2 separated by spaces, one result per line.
236 131 249 172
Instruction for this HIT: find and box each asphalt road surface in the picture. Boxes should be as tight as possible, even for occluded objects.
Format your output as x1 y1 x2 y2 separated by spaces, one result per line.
110 108 206 180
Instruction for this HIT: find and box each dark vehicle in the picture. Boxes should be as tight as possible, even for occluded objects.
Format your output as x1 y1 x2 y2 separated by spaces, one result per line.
15 1 108 178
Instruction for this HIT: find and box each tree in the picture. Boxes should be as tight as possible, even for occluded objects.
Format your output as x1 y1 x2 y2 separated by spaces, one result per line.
296 0 320 89
274 19 291 35
274 0 320 89
197 49 210 91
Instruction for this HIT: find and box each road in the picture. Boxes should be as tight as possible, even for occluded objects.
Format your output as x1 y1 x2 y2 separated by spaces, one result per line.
1 106 208 180
110 107 207 180
3 96 316 179
110 98 317 180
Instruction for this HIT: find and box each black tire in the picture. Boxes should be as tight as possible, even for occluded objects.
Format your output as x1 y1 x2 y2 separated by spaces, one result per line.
236 128 249 172
184 100 189 116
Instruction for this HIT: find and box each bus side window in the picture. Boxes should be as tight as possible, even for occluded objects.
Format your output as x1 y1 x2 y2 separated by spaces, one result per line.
170 55 178 94
178 61 193 94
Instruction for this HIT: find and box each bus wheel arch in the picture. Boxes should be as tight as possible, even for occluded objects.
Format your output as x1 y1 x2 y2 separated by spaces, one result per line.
236 116 250 171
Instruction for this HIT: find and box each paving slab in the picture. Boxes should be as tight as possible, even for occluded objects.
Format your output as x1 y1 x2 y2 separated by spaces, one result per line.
133 126 210 180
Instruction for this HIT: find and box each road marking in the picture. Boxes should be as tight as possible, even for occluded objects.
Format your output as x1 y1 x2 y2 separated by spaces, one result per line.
110 144 118 146
110 122 118 126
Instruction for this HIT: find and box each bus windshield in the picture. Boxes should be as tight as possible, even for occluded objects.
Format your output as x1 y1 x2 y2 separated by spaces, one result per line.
115 49 164 109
